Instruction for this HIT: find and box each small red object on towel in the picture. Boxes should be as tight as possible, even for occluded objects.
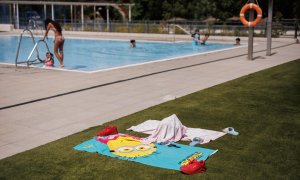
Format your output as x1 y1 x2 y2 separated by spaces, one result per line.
97 126 118 136
180 160 206 175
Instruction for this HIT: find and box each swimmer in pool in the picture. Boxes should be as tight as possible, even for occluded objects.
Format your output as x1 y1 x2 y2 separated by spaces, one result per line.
234 38 241 45
191 29 200 45
44 52 54 67
130 39 136 48
200 33 210 45
43 19 65 67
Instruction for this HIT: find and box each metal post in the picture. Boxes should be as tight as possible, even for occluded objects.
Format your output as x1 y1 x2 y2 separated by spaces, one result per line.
16 3 19 29
294 20 299 40
13 3 15 28
93 5 96 31
44 4 46 19
51 4 54 20
248 0 254 60
74 5 77 31
81 4 84 31
106 6 109 31
129 5 131 22
9 4 12 24
172 0 175 42
70 5 73 31
266 0 273 56
173 18 176 42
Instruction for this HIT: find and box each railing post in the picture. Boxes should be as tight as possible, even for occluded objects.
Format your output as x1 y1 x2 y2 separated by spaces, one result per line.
106 6 109 32
294 21 299 39
266 0 273 56
248 0 254 60
81 4 84 31
44 4 46 20
129 5 132 22
51 3 54 20
93 5 96 32
16 3 19 29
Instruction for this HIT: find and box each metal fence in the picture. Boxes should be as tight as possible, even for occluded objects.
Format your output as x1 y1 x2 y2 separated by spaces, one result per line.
57 19 300 38
1 15 299 38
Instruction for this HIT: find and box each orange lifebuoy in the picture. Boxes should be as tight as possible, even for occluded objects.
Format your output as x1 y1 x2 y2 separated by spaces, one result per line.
240 3 262 27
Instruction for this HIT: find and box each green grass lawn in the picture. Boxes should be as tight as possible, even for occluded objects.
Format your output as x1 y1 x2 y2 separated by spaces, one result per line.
1 60 299 179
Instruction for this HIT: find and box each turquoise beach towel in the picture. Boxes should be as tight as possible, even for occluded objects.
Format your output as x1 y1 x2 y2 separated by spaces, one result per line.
74 138 217 171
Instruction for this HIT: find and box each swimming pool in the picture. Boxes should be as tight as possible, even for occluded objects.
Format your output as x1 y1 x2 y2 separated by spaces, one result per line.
0 35 237 73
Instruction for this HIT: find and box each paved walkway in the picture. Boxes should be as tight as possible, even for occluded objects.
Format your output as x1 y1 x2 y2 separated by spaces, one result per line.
0 33 299 159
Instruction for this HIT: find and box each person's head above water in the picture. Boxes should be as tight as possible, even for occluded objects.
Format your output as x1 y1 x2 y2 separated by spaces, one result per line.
130 39 136 48
46 52 53 57
235 37 241 45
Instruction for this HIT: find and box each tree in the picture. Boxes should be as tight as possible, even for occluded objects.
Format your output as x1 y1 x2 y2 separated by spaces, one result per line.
162 0 172 20
130 0 298 21
131 0 163 20
188 0 217 20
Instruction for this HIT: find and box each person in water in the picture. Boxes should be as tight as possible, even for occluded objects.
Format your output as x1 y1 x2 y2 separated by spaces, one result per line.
130 39 136 48
43 19 65 67
234 37 241 45
44 52 54 67
200 33 210 45
191 29 201 45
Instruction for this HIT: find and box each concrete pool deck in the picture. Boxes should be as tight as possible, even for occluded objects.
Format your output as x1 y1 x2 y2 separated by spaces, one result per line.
0 31 299 159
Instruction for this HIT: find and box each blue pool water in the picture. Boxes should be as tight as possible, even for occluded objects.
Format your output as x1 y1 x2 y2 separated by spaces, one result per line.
0 35 236 72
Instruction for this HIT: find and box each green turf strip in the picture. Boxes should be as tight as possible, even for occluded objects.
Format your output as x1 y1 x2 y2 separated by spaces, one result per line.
1 60 299 179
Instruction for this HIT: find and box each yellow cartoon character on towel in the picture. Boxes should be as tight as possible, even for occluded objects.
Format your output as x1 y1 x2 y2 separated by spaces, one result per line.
107 136 156 158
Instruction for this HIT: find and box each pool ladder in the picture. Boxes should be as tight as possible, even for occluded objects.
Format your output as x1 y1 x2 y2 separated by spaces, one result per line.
15 28 50 67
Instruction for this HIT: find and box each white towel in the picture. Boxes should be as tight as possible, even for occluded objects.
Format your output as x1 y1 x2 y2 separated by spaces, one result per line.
127 114 226 144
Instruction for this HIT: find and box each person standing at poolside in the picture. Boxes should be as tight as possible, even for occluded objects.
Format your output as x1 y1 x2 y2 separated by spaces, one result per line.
43 19 65 67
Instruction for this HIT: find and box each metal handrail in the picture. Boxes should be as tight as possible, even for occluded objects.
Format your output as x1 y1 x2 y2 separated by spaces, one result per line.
15 28 50 67
27 39 50 64
15 28 36 67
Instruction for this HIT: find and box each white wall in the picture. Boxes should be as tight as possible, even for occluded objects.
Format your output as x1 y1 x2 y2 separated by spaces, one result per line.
0 24 13 31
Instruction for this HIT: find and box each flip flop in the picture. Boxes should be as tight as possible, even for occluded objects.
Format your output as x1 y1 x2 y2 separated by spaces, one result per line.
223 127 239 136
